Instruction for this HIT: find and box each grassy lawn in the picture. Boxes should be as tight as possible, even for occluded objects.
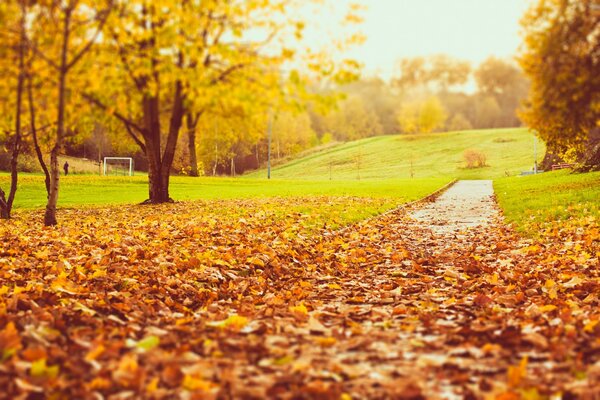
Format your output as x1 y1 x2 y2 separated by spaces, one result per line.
494 170 600 236
0 174 450 227
245 128 542 180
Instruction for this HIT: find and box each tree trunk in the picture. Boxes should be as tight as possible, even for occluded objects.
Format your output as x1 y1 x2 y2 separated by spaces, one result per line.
539 149 565 171
44 149 61 226
141 81 184 204
44 7 71 226
213 143 218 176
146 154 169 203
580 128 600 172
0 189 8 219
186 112 199 177
28 76 50 195
2 1 27 220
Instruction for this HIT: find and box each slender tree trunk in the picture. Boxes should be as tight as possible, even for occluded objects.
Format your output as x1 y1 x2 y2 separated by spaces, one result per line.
44 7 71 226
213 143 218 176
186 113 199 177
28 76 50 195
2 2 27 219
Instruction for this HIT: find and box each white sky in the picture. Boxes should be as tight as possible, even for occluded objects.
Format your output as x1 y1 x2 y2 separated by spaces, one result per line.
305 0 532 79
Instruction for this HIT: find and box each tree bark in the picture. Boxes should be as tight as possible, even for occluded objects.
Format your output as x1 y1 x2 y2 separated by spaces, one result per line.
580 128 600 172
140 80 184 204
186 112 199 177
2 1 27 220
0 188 9 219
28 76 50 195
44 6 71 226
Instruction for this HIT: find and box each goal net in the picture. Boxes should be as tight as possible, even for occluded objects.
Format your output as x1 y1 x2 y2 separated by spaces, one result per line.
103 157 134 176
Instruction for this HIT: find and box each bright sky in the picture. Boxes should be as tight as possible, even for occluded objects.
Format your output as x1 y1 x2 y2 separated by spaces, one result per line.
311 0 531 79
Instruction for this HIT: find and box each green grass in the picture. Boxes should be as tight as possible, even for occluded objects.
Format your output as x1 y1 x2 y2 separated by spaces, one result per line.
494 170 600 236
0 174 450 210
245 128 542 180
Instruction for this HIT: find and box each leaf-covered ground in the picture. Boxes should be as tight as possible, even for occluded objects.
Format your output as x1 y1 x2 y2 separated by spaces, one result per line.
0 192 599 399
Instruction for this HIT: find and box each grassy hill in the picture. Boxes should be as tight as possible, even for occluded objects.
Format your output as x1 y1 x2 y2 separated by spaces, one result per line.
245 128 544 180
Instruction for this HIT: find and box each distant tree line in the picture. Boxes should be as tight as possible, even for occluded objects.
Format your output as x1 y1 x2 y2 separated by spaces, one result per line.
310 55 529 143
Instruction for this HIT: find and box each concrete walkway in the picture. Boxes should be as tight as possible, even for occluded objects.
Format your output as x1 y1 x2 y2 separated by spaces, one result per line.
411 180 498 234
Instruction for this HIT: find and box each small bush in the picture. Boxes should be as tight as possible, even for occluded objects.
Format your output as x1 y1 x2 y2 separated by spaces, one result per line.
463 149 487 168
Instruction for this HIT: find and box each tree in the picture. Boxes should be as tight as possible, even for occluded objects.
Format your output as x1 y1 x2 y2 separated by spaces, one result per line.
475 57 529 127
323 95 383 141
448 113 473 132
474 95 502 128
30 0 112 225
519 0 600 168
418 96 448 133
394 55 471 92
397 96 447 134
88 0 312 202
0 0 27 219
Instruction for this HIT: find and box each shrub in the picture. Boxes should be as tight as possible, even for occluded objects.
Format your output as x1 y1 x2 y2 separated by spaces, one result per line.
463 149 487 168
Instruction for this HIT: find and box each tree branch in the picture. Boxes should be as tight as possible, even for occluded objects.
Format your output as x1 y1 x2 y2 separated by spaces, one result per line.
66 3 113 71
82 92 147 152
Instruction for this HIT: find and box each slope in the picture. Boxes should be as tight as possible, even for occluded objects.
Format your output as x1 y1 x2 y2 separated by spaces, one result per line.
245 128 543 180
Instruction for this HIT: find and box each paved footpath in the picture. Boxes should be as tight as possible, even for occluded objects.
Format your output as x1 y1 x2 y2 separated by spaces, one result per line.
411 180 497 234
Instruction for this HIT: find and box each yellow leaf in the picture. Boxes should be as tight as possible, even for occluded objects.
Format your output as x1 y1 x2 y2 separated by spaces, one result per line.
207 314 248 331
182 375 214 391
289 302 308 316
539 304 557 313
584 319 599 333
146 377 159 393
507 355 528 387
30 359 60 379
314 337 337 347
85 344 105 362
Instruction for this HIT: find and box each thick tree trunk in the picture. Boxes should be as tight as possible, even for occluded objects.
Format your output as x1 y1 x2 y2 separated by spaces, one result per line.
186 113 199 177
539 149 565 171
146 155 170 203
142 82 184 203
580 129 600 172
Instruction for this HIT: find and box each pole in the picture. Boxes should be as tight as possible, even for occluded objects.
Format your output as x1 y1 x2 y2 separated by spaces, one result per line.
267 109 273 180
533 131 538 174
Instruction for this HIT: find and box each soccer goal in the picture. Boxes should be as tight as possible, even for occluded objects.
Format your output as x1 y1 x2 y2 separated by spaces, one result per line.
103 157 134 176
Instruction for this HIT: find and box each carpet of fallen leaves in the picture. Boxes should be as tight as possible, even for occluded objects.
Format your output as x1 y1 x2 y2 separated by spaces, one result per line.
0 193 599 399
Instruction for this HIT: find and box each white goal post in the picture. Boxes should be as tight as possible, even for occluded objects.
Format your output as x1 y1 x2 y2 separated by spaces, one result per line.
103 157 134 176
